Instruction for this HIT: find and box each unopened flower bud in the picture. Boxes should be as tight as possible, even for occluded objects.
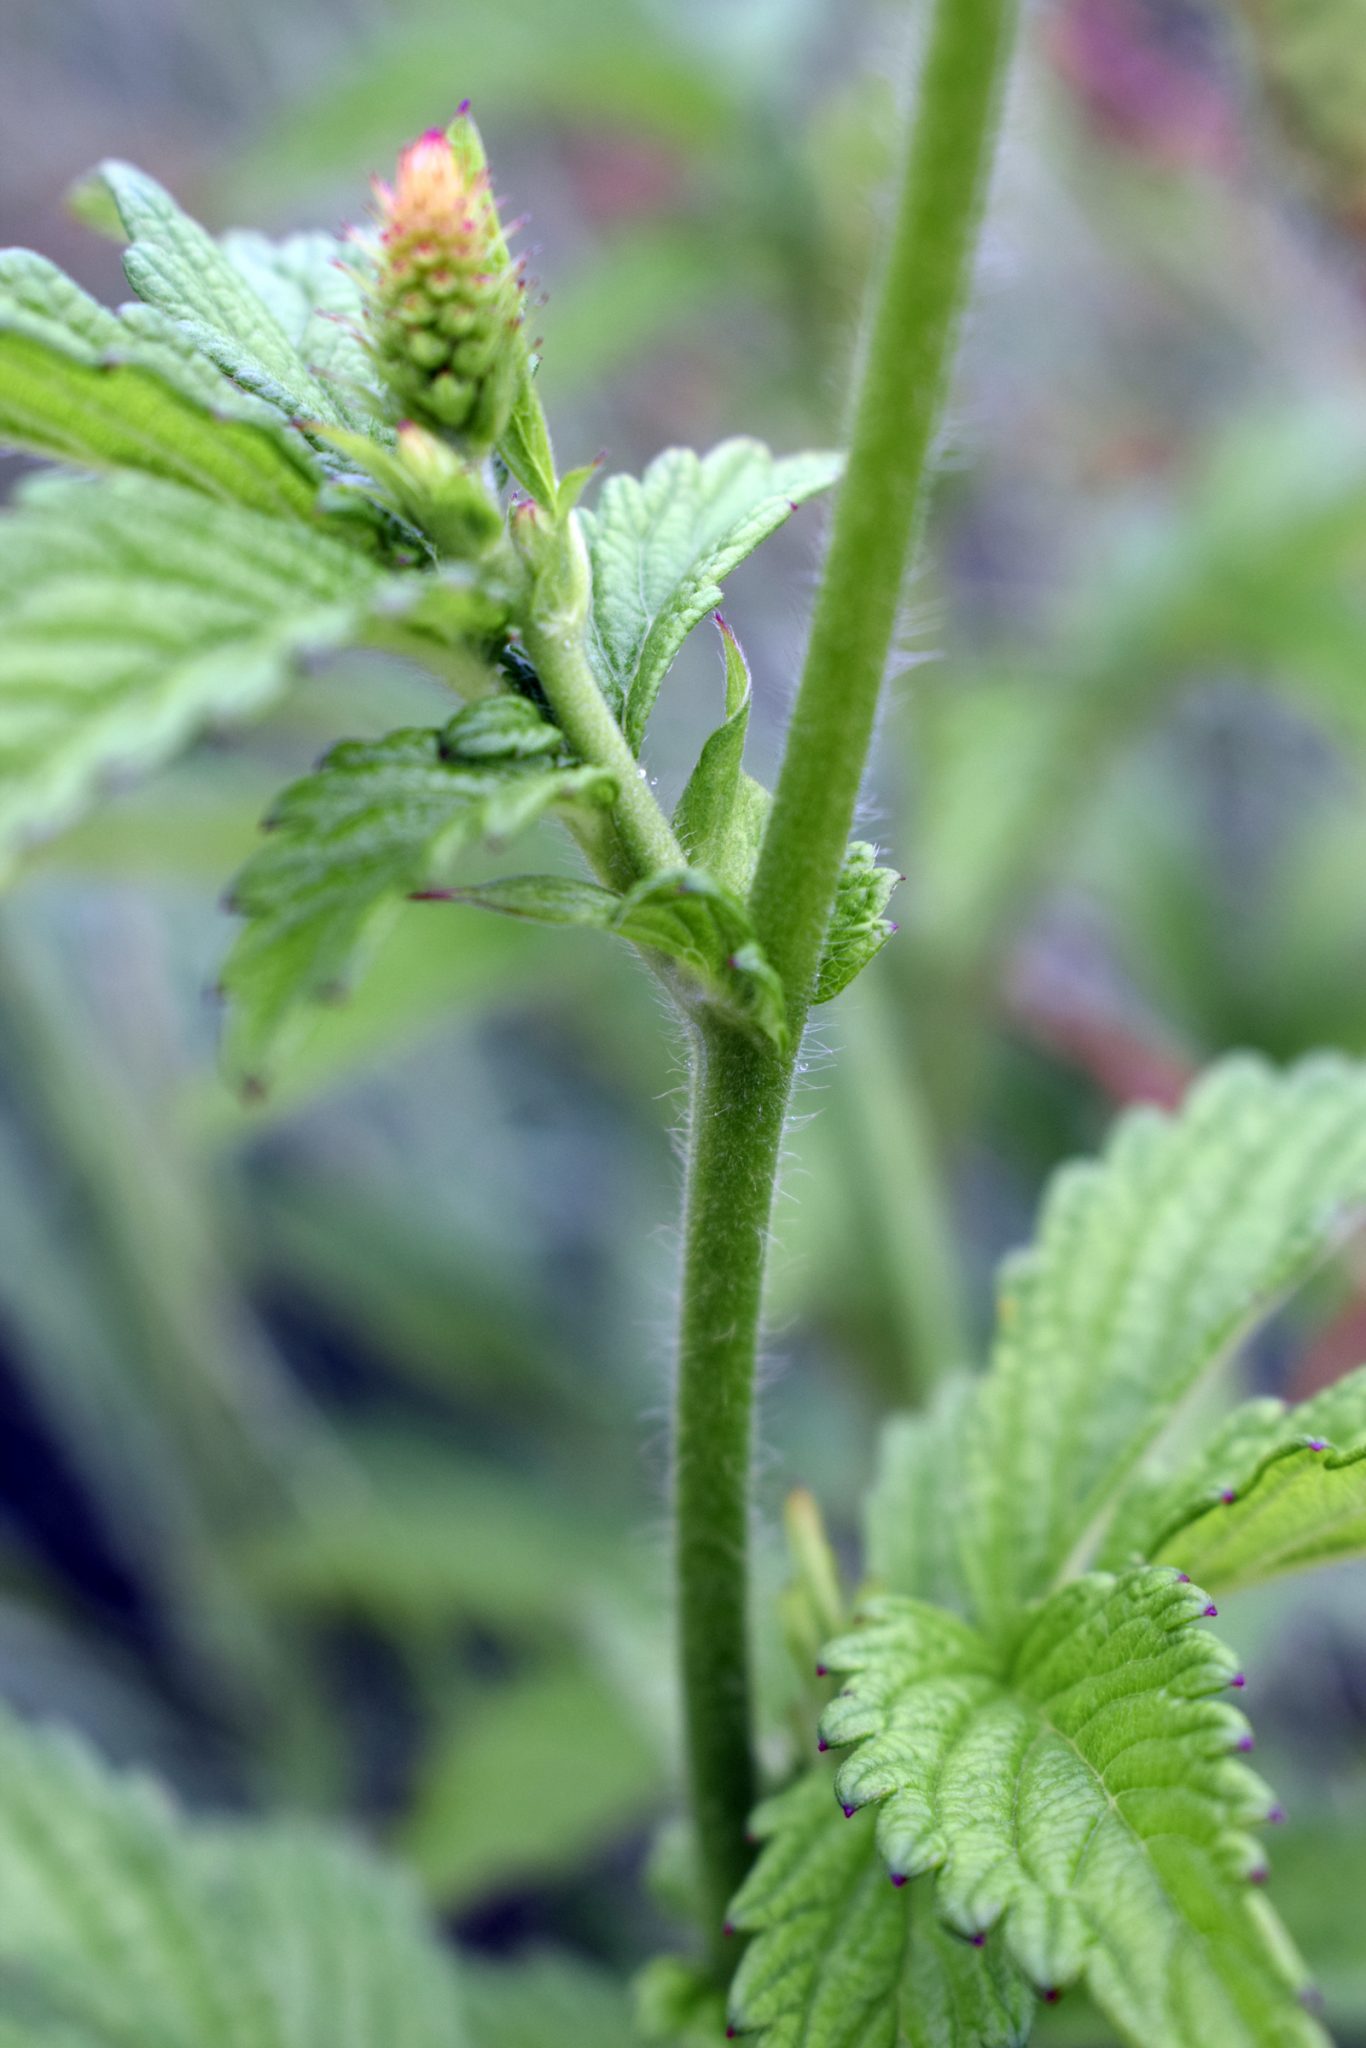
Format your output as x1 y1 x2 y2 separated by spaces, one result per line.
509 494 592 630
366 111 525 452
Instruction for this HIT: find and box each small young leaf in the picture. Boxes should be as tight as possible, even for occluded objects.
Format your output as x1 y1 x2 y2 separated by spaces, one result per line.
1104 1364 1366 1592
580 437 841 748
85 161 357 428
728 1770 1033 2048
736 1569 1323 2048
0 250 320 515
813 840 900 1003
0 473 383 876
672 616 770 894
316 423 503 560
219 700 617 1086
958 1056 1366 1630
434 865 789 1049
498 365 560 508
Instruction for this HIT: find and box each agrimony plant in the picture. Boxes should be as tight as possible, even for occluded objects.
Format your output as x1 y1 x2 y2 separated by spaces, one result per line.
2 3 1366 2046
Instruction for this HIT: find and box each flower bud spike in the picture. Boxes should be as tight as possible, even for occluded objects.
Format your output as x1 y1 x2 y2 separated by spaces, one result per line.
364 108 526 454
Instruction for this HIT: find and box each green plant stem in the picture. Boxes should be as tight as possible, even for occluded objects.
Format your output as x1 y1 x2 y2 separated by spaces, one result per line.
675 1018 793 1957
750 0 1019 1012
672 0 1018 1962
521 618 683 888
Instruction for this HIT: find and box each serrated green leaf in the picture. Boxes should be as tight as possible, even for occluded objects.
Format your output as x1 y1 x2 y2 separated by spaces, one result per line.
0 1704 467 2048
728 1769 1033 2048
0 250 279 424
219 699 617 1086
86 162 358 429
736 1568 1323 2048
864 1377 977 1613
219 229 382 427
0 331 316 520
959 1057 1366 1629
814 842 900 1003
204 1823 468 2048
1102 1364 1366 1591
0 473 384 877
0 251 321 514
448 866 788 1048
672 616 770 893
580 437 841 748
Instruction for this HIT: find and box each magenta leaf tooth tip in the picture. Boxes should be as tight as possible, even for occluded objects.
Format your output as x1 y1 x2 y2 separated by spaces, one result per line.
1267 1804 1287 1825
723 1921 735 1939
889 1872 907 1887
1235 1733 1255 1753
969 1932 987 1948
1219 1488 1236 1505
1203 1603 1218 1617
817 1738 828 1753
1229 1672 1245 1688
1306 1439 1327 1453
842 1803 857 1819
814 1663 827 1677
1175 1572 1191 1583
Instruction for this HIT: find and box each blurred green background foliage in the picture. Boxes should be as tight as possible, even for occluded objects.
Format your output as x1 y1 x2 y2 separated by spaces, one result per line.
5 0 1366 2039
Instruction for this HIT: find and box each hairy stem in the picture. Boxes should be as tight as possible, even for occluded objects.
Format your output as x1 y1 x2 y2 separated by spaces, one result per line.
675 1019 793 1955
673 0 1019 1960
750 0 1019 1011
521 600 683 889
